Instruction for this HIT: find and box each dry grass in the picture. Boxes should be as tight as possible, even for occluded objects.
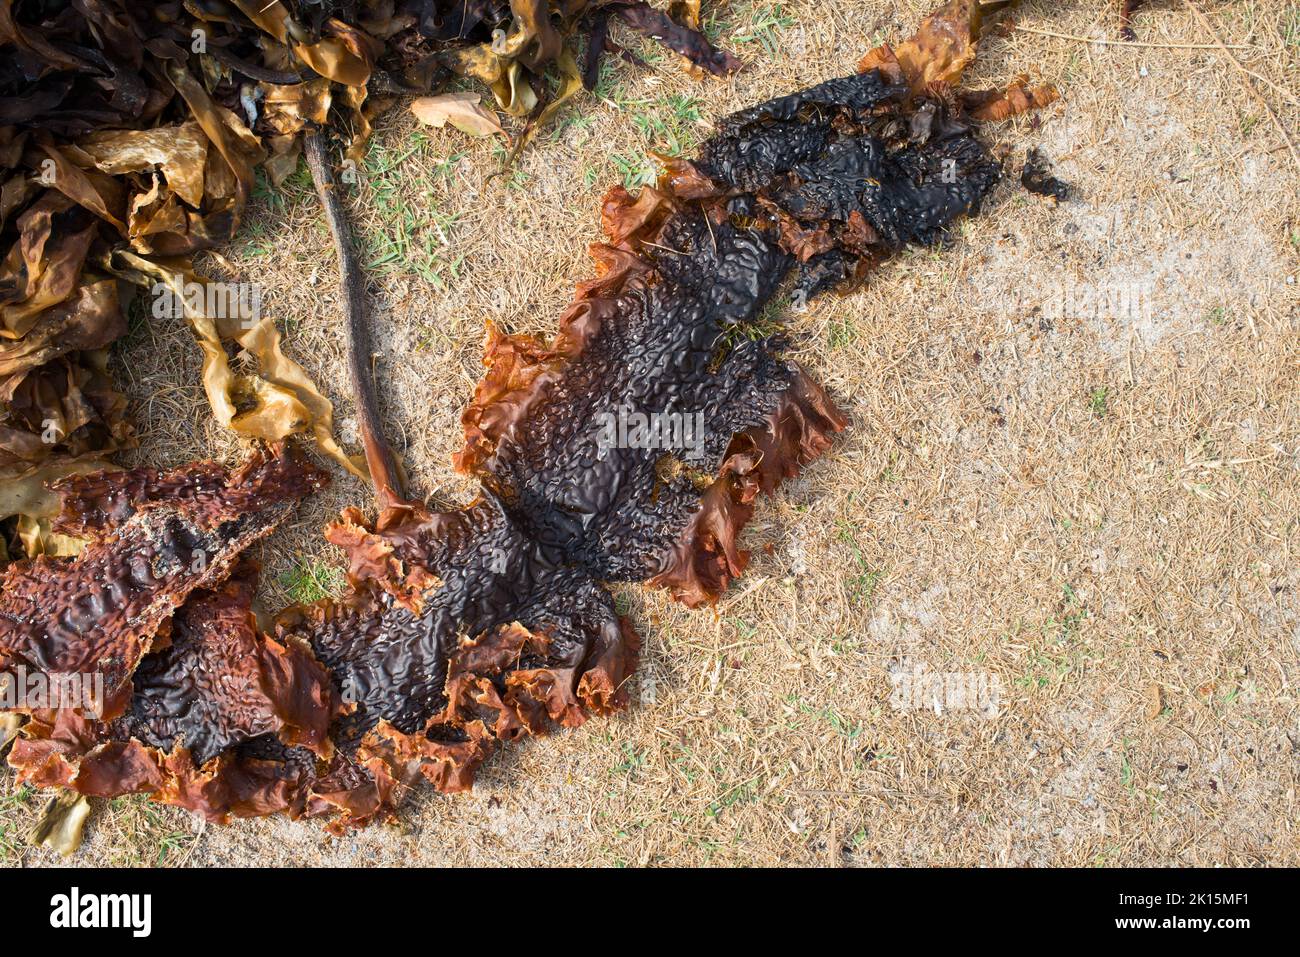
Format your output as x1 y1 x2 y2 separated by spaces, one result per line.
2 0 1297 867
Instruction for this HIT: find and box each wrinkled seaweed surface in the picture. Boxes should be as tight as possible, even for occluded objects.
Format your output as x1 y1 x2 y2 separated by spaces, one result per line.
4 63 1010 829
0 445 324 721
0 0 739 527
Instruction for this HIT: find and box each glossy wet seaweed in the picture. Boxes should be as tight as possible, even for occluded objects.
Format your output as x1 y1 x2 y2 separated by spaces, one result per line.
3 1 1057 832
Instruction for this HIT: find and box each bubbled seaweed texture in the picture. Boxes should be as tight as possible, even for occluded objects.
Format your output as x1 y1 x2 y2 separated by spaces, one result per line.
462 69 1000 601
256 67 1006 826
2 447 340 821
477 201 799 581
3 61 1012 831
0 445 326 720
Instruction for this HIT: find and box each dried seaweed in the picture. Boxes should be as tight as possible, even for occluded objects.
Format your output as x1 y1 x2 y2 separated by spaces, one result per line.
281 0 1045 829
3 445 330 818
0 0 736 554
0 0 375 523
12 563 338 822
1021 148 1070 201
606 2 741 77
3 0 1058 833
28 788 90 857
1 444 325 719
1120 0 1149 41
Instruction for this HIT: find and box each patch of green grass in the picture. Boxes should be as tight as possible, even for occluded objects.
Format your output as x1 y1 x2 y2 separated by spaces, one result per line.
1091 843 1121 866
878 451 902 484
750 296 793 336
731 3 796 57
802 699 864 740
1016 649 1078 689
489 142 531 190
1051 582 1088 641
1088 386 1108 418
849 565 883 606
835 526 884 606
706 774 760 817
829 633 860 654
728 617 757 640
359 135 463 287
611 743 646 776
1016 584 1093 690
671 745 702 785
689 836 725 859
0 784 33 812
707 298 787 365
828 317 856 348
609 151 657 191
1119 737 1136 792
237 218 274 258
610 818 648 842
784 693 866 742
251 168 287 214
99 794 197 867
589 39 667 112
278 559 344 604
618 33 668 74
630 94 704 156
592 56 628 105
428 148 467 181
134 801 195 866
0 784 34 862
155 828 194 866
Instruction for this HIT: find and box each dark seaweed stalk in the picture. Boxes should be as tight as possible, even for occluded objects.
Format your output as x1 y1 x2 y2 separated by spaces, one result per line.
304 129 405 510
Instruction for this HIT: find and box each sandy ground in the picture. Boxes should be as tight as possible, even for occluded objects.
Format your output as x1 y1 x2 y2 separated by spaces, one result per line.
2 0 1298 867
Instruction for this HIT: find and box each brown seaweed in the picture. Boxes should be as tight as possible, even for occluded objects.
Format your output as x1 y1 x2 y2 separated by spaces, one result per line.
3 0 1058 832
9 563 339 822
606 1 741 77
1120 0 1148 41
0 444 326 720
277 2 1046 830
1021 147 1070 201
0 0 735 546
3 446 333 820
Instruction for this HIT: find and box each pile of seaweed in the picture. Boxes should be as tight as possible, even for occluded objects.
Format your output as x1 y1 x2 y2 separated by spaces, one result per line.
0 0 738 558
1 1 1060 839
